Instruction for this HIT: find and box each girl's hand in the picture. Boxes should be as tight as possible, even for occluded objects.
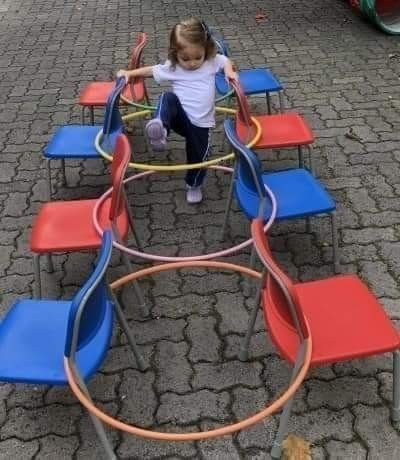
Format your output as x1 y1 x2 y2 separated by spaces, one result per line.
225 70 239 85
116 69 130 83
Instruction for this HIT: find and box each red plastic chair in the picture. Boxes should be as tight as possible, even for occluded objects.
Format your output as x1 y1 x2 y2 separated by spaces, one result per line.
231 80 315 172
30 134 147 315
78 33 149 124
243 218 400 459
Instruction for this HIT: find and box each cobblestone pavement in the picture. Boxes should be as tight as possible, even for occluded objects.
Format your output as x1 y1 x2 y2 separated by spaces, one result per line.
1 0 400 458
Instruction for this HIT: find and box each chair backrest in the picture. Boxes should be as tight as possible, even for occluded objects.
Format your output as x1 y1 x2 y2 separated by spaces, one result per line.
64 230 113 358
127 32 148 102
230 79 252 129
251 218 309 341
128 32 148 70
109 134 131 224
224 119 270 216
213 36 230 57
102 77 126 150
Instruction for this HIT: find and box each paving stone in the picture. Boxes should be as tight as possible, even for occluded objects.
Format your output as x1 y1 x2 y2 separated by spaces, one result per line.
157 390 230 424
155 341 192 394
187 315 221 363
118 369 157 427
0 405 81 439
306 376 380 410
353 404 400 459
36 434 79 459
193 361 263 391
196 436 241 459
325 440 367 459
289 408 354 443
0 438 39 459
215 291 251 335
117 427 197 459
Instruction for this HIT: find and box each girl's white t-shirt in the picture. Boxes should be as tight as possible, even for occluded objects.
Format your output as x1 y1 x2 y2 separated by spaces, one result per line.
152 54 228 128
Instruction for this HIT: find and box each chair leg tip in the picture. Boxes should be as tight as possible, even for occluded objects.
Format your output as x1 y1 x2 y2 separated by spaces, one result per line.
391 408 400 423
270 444 282 460
137 358 149 372
239 349 249 362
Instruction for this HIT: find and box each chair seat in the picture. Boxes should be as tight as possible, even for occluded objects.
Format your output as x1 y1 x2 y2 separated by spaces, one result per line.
0 298 113 385
78 81 145 106
236 112 314 149
264 274 400 366
44 125 102 159
235 168 335 221
30 198 129 253
215 68 283 95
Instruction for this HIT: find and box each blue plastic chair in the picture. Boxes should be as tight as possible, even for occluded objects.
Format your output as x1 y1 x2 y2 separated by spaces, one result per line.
44 77 126 198
213 37 284 113
0 231 145 458
221 119 339 273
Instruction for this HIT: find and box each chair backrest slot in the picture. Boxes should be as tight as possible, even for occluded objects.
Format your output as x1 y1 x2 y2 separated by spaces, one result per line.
64 231 113 357
251 218 309 340
109 134 131 223
224 119 273 219
102 77 126 150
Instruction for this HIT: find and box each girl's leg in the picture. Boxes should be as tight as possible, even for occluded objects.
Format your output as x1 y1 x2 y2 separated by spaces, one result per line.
146 92 184 150
185 127 211 203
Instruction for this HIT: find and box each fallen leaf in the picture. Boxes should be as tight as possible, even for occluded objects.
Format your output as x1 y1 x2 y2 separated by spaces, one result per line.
255 12 267 23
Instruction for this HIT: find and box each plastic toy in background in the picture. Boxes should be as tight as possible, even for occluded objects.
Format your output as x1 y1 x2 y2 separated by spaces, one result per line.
349 0 400 34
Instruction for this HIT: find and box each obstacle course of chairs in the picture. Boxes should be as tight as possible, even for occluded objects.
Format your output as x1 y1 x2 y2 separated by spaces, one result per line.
0 32 399 460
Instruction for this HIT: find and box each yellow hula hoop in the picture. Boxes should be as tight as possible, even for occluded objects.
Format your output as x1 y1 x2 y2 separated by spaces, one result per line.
95 107 261 171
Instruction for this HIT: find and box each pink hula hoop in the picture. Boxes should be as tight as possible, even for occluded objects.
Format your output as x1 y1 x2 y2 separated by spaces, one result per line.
92 165 277 262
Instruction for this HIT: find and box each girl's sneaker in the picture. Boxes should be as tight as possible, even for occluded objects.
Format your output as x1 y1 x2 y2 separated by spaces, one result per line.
145 118 167 151
186 185 203 204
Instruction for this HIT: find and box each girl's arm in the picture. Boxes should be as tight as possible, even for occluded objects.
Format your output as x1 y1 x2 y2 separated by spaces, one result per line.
223 58 238 82
116 66 154 83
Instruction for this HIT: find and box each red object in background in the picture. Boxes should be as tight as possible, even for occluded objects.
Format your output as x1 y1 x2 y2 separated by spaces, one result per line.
376 0 399 16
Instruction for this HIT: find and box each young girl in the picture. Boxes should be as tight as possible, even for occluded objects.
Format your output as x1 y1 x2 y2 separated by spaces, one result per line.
117 18 237 204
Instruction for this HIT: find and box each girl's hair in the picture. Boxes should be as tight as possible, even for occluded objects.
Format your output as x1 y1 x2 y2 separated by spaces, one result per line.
168 18 217 67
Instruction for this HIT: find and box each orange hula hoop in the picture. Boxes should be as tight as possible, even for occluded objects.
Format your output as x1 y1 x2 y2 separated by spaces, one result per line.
65 260 312 441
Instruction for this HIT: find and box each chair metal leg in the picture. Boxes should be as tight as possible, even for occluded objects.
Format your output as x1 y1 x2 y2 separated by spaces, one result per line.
140 114 151 153
331 211 340 274
220 95 232 152
307 145 314 174
61 159 67 186
33 254 42 298
266 92 272 114
239 278 263 361
392 350 400 422
220 174 235 241
89 107 94 125
81 106 86 124
46 253 54 273
121 252 149 317
306 217 311 234
298 146 304 168
124 195 143 251
107 288 147 371
245 245 257 296
46 159 52 200
278 90 285 112
270 346 306 459
72 365 116 460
